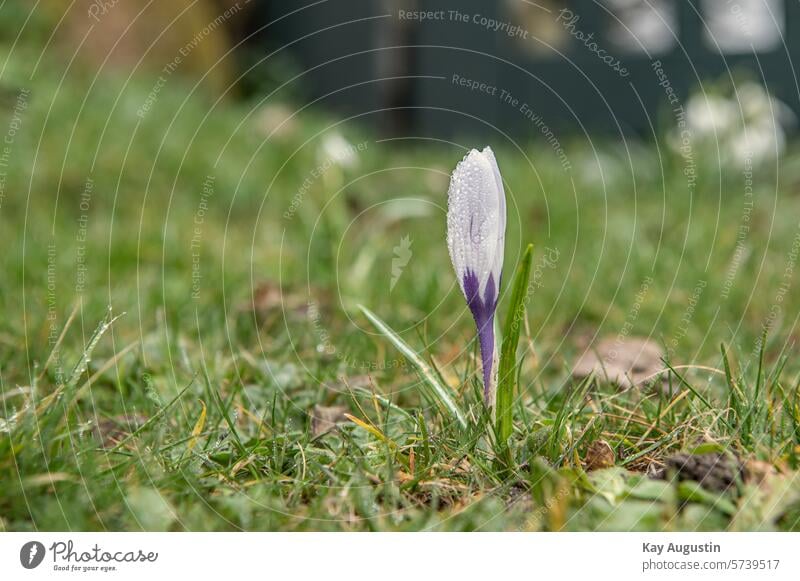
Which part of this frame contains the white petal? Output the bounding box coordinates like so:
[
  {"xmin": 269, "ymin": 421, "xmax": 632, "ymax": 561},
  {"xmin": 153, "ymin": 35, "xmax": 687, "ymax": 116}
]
[
  {"xmin": 446, "ymin": 148, "xmax": 505, "ymax": 301},
  {"xmin": 481, "ymin": 146, "xmax": 506, "ymax": 289}
]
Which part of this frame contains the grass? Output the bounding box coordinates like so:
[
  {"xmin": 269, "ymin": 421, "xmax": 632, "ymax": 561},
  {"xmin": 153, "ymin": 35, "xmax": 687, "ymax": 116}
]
[{"xmin": 2, "ymin": 31, "xmax": 800, "ymax": 531}]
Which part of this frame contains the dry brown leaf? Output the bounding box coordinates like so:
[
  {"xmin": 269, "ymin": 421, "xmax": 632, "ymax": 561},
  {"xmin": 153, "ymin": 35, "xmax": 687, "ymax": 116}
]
[
  {"xmin": 583, "ymin": 439, "xmax": 616, "ymax": 471},
  {"xmin": 572, "ymin": 336, "xmax": 666, "ymax": 390},
  {"xmin": 310, "ymin": 404, "xmax": 349, "ymax": 437}
]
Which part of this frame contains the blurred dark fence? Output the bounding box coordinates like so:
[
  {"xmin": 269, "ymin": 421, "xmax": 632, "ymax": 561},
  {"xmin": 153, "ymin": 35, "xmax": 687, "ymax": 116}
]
[{"xmin": 248, "ymin": 0, "xmax": 800, "ymax": 138}]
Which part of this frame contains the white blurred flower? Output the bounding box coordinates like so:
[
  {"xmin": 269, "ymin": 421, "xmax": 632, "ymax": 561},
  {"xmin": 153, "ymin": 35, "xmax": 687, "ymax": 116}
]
[
  {"xmin": 730, "ymin": 121, "xmax": 785, "ymax": 166},
  {"xmin": 686, "ymin": 93, "xmax": 737, "ymax": 137},
  {"xmin": 320, "ymin": 132, "xmax": 359, "ymax": 169},
  {"xmin": 739, "ymin": 82, "xmax": 775, "ymax": 121},
  {"xmin": 678, "ymin": 82, "xmax": 793, "ymax": 165}
]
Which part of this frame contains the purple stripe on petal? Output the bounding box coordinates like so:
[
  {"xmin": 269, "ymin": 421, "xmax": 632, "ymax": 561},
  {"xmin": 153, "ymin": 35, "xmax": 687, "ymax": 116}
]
[{"xmin": 463, "ymin": 271, "xmax": 498, "ymax": 402}]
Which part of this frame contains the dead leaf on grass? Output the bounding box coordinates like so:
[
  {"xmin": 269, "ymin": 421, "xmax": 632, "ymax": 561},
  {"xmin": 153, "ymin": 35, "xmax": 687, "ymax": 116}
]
[
  {"xmin": 310, "ymin": 404, "xmax": 348, "ymax": 437},
  {"xmin": 572, "ymin": 336, "xmax": 666, "ymax": 390},
  {"xmin": 583, "ymin": 439, "xmax": 616, "ymax": 471}
]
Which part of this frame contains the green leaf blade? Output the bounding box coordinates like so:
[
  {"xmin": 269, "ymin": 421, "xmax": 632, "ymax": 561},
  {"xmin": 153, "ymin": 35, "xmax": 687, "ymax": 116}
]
[
  {"xmin": 496, "ymin": 243, "xmax": 534, "ymax": 446},
  {"xmin": 357, "ymin": 305, "xmax": 467, "ymax": 429}
]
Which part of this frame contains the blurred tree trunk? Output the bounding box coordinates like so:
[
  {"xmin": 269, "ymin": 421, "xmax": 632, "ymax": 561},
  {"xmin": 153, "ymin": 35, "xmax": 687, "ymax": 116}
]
[{"xmin": 49, "ymin": 0, "xmax": 251, "ymax": 97}]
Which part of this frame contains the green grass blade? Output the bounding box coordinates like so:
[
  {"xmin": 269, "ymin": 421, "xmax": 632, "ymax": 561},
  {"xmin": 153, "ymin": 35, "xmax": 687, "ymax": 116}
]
[
  {"xmin": 357, "ymin": 304, "xmax": 466, "ymax": 429},
  {"xmin": 496, "ymin": 243, "xmax": 534, "ymax": 446},
  {"xmin": 108, "ymin": 378, "xmax": 195, "ymax": 453},
  {"xmin": 662, "ymin": 359, "xmax": 733, "ymax": 431},
  {"xmin": 66, "ymin": 307, "xmax": 125, "ymax": 390}
]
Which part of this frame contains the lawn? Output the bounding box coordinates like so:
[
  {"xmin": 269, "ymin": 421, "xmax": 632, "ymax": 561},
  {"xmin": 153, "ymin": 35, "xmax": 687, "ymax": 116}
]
[{"xmin": 1, "ymin": 37, "xmax": 800, "ymax": 532}]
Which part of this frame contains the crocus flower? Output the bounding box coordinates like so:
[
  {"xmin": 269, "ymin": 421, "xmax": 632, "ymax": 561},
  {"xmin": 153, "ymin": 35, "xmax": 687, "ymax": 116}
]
[{"xmin": 446, "ymin": 147, "xmax": 506, "ymax": 405}]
